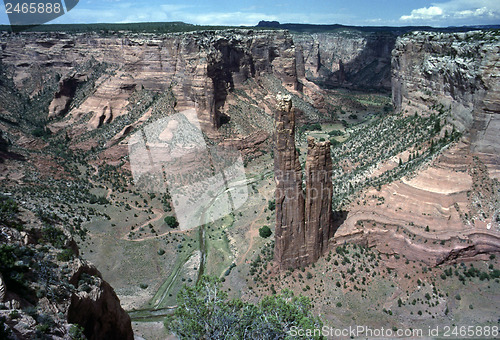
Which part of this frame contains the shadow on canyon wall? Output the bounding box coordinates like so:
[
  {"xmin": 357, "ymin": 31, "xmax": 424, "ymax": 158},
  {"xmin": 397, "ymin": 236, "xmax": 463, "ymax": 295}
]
[{"xmin": 313, "ymin": 33, "xmax": 396, "ymax": 92}]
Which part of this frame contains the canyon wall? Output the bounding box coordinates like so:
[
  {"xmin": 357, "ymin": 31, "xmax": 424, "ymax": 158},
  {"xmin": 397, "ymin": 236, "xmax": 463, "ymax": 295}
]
[
  {"xmin": 293, "ymin": 31, "xmax": 395, "ymax": 91},
  {"xmin": 0, "ymin": 30, "xmax": 297, "ymax": 132},
  {"xmin": 392, "ymin": 30, "xmax": 500, "ymax": 177},
  {"xmin": 331, "ymin": 30, "xmax": 500, "ymax": 267},
  {"xmin": 274, "ymin": 94, "xmax": 334, "ymax": 269}
]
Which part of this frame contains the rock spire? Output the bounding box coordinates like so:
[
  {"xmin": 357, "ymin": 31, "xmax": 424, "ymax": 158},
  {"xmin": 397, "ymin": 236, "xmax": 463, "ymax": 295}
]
[{"xmin": 273, "ymin": 93, "xmax": 334, "ymax": 269}]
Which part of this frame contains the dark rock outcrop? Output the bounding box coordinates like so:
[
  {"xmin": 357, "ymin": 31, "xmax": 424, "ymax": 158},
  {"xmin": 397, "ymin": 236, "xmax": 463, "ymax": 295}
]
[
  {"xmin": 0, "ymin": 130, "xmax": 8, "ymax": 163},
  {"xmin": 274, "ymin": 93, "xmax": 335, "ymax": 269},
  {"xmin": 68, "ymin": 260, "xmax": 134, "ymax": 340}
]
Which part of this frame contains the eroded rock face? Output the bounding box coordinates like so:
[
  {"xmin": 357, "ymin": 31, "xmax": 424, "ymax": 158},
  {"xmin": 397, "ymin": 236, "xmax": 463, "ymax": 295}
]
[
  {"xmin": 0, "ymin": 30, "xmax": 297, "ymax": 133},
  {"xmin": 67, "ymin": 260, "xmax": 134, "ymax": 340},
  {"xmin": 391, "ymin": 30, "xmax": 500, "ymax": 177},
  {"xmin": 274, "ymin": 93, "xmax": 306, "ymax": 269},
  {"xmin": 293, "ymin": 32, "xmax": 395, "ymax": 91},
  {"xmin": 274, "ymin": 94, "xmax": 334, "ymax": 269},
  {"xmin": 305, "ymin": 136, "xmax": 334, "ymax": 263},
  {"xmin": 48, "ymin": 72, "xmax": 88, "ymax": 118}
]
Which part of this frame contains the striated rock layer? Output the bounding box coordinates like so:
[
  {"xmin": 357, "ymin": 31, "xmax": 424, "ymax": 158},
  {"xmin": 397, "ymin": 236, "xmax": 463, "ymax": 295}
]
[
  {"xmin": 333, "ymin": 31, "xmax": 500, "ymax": 266},
  {"xmin": 274, "ymin": 94, "xmax": 335, "ymax": 269},
  {"xmin": 0, "ymin": 30, "xmax": 297, "ymax": 133},
  {"xmin": 392, "ymin": 30, "xmax": 500, "ymax": 178}
]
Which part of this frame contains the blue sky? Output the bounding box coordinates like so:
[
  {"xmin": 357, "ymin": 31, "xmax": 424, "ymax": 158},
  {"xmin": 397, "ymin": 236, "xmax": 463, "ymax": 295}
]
[{"xmin": 1, "ymin": 0, "xmax": 500, "ymax": 26}]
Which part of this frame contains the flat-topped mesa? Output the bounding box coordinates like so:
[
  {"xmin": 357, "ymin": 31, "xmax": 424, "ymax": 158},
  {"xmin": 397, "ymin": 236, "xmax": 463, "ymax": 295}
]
[
  {"xmin": 273, "ymin": 92, "xmax": 306, "ymax": 270},
  {"xmin": 273, "ymin": 93, "xmax": 335, "ymax": 270},
  {"xmin": 305, "ymin": 136, "xmax": 334, "ymax": 263}
]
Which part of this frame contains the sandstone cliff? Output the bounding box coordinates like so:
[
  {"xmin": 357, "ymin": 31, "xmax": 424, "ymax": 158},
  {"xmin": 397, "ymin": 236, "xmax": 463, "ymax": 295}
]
[
  {"xmin": 293, "ymin": 31, "xmax": 395, "ymax": 91},
  {"xmin": 330, "ymin": 30, "xmax": 500, "ymax": 266},
  {"xmin": 392, "ymin": 30, "xmax": 500, "ymax": 178},
  {"xmin": 0, "ymin": 30, "xmax": 297, "ymax": 133},
  {"xmin": 274, "ymin": 94, "xmax": 335, "ymax": 269}
]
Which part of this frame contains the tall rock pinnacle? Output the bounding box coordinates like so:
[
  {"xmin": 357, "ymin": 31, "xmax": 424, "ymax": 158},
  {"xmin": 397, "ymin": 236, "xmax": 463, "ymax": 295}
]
[
  {"xmin": 273, "ymin": 93, "xmax": 334, "ymax": 270},
  {"xmin": 305, "ymin": 136, "xmax": 334, "ymax": 263},
  {"xmin": 274, "ymin": 92, "xmax": 306, "ymax": 269}
]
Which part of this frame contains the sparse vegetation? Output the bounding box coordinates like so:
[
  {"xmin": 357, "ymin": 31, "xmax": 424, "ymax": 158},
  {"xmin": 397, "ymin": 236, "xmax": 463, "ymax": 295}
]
[{"xmin": 166, "ymin": 276, "xmax": 323, "ymax": 339}]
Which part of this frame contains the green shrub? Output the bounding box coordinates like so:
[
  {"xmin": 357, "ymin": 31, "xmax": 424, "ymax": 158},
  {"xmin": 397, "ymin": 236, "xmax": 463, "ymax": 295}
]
[
  {"xmin": 69, "ymin": 324, "xmax": 86, "ymax": 340},
  {"xmin": 0, "ymin": 196, "xmax": 18, "ymax": 225},
  {"xmin": 166, "ymin": 276, "xmax": 322, "ymax": 339},
  {"xmin": 267, "ymin": 200, "xmax": 275, "ymax": 211},
  {"xmin": 0, "ymin": 316, "xmax": 11, "ymax": 338},
  {"xmin": 57, "ymin": 248, "xmax": 74, "ymax": 262},
  {"xmin": 41, "ymin": 225, "xmax": 66, "ymax": 248},
  {"xmin": 259, "ymin": 226, "xmax": 272, "ymax": 238},
  {"xmin": 88, "ymin": 194, "xmax": 109, "ymax": 205},
  {"xmin": 164, "ymin": 216, "xmax": 179, "ymax": 228}
]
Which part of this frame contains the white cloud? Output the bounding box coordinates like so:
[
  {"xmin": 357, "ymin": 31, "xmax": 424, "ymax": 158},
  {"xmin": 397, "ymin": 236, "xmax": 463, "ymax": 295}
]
[
  {"xmin": 401, "ymin": 6, "xmax": 443, "ymax": 21},
  {"xmin": 400, "ymin": 0, "xmax": 500, "ymax": 24},
  {"xmin": 454, "ymin": 7, "xmax": 495, "ymax": 18}
]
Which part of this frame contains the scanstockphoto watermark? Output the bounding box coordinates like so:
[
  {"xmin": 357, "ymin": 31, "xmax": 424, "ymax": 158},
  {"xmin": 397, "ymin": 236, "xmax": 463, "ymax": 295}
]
[
  {"xmin": 289, "ymin": 325, "xmax": 499, "ymax": 338},
  {"xmin": 3, "ymin": 0, "xmax": 79, "ymax": 30},
  {"xmin": 275, "ymin": 169, "xmax": 333, "ymax": 201},
  {"xmin": 289, "ymin": 325, "xmax": 424, "ymax": 338},
  {"xmin": 128, "ymin": 108, "xmax": 249, "ymax": 231}
]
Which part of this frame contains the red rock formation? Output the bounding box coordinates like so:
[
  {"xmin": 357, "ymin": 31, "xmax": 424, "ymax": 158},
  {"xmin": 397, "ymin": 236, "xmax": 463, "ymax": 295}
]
[
  {"xmin": 68, "ymin": 260, "xmax": 134, "ymax": 340},
  {"xmin": 273, "ymin": 93, "xmax": 306, "ymax": 270},
  {"xmin": 304, "ymin": 136, "xmax": 334, "ymax": 263},
  {"xmin": 0, "ymin": 30, "xmax": 297, "ymax": 133},
  {"xmin": 392, "ymin": 30, "xmax": 500, "ymax": 178},
  {"xmin": 293, "ymin": 31, "xmax": 395, "ymax": 91},
  {"xmin": 48, "ymin": 72, "xmax": 88, "ymax": 118},
  {"xmin": 274, "ymin": 93, "xmax": 334, "ymax": 269}
]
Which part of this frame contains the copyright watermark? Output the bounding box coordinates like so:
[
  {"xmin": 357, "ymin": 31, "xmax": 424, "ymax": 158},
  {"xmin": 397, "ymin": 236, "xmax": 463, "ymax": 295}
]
[
  {"xmin": 289, "ymin": 325, "xmax": 499, "ymax": 338},
  {"xmin": 128, "ymin": 108, "xmax": 248, "ymax": 231},
  {"xmin": 289, "ymin": 325, "xmax": 423, "ymax": 338},
  {"xmin": 3, "ymin": 0, "xmax": 79, "ymax": 30}
]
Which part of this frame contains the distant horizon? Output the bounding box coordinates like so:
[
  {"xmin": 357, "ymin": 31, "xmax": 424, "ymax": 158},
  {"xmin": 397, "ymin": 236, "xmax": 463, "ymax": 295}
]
[
  {"xmin": 1, "ymin": 20, "xmax": 499, "ymax": 30},
  {"xmin": 1, "ymin": 0, "xmax": 500, "ymax": 28}
]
